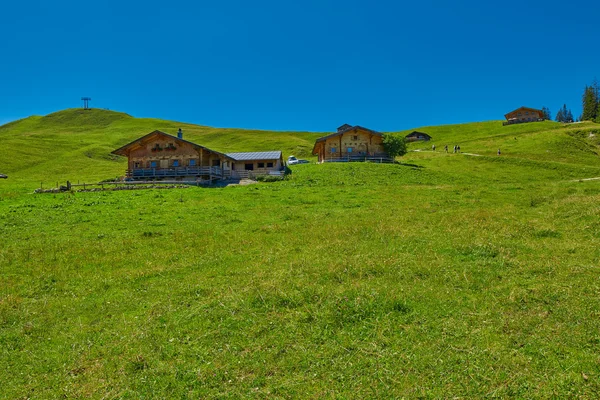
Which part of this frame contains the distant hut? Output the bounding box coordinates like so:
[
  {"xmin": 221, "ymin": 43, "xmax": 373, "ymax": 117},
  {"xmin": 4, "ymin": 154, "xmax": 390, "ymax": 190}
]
[
  {"xmin": 503, "ymin": 106, "xmax": 544, "ymax": 125},
  {"xmin": 0, "ymin": 174, "xmax": 7, "ymax": 179},
  {"xmin": 405, "ymin": 131, "xmax": 432, "ymax": 142}
]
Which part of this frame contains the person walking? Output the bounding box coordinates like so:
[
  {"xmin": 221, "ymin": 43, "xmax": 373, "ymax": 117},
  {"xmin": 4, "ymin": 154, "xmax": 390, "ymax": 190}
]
[
  {"xmin": 432, "ymin": 144, "xmax": 436, "ymax": 151},
  {"xmin": 497, "ymin": 148, "xmax": 501, "ymax": 155},
  {"xmin": 444, "ymin": 145, "xmax": 448, "ymax": 153},
  {"xmin": 457, "ymin": 145, "xmax": 461, "ymax": 153},
  {"xmin": 453, "ymin": 145, "xmax": 457, "ymax": 153}
]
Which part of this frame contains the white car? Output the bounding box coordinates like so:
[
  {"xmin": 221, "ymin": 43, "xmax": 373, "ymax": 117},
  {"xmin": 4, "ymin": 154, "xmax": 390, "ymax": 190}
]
[{"xmin": 288, "ymin": 156, "xmax": 309, "ymax": 165}]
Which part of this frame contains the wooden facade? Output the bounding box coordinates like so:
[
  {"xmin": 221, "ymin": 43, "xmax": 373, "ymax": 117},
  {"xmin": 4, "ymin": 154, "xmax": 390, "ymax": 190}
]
[
  {"xmin": 504, "ymin": 107, "xmax": 544, "ymax": 125},
  {"xmin": 312, "ymin": 125, "xmax": 391, "ymax": 163},
  {"xmin": 112, "ymin": 130, "xmax": 283, "ymax": 180}
]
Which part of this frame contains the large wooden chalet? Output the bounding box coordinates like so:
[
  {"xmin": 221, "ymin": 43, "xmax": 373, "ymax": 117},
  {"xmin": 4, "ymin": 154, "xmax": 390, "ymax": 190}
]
[
  {"xmin": 312, "ymin": 124, "xmax": 392, "ymax": 163},
  {"xmin": 111, "ymin": 129, "xmax": 284, "ymax": 180},
  {"xmin": 504, "ymin": 107, "xmax": 544, "ymax": 125}
]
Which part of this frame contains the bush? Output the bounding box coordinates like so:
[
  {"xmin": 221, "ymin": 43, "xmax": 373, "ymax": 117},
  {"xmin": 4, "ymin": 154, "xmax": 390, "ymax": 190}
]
[
  {"xmin": 383, "ymin": 134, "xmax": 407, "ymax": 159},
  {"xmin": 256, "ymin": 174, "xmax": 283, "ymax": 182}
]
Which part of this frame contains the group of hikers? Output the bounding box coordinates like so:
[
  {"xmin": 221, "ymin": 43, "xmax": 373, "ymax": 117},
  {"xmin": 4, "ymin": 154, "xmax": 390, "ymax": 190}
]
[
  {"xmin": 431, "ymin": 144, "xmax": 502, "ymax": 155},
  {"xmin": 431, "ymin": 144, "xmax": 461, "ymax": 153}
]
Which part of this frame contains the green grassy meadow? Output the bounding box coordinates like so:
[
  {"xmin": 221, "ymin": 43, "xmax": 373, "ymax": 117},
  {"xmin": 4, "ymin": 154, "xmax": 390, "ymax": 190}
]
[{"xmin": 2, "ymin": 109, "xmax": 600, "ymax": 398}]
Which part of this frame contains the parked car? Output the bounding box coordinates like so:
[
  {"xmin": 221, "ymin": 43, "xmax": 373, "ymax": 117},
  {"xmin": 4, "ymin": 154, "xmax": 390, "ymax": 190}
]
[{"xmin": 288, "ymin": 156, "xmax": 309, "ymax": 165}]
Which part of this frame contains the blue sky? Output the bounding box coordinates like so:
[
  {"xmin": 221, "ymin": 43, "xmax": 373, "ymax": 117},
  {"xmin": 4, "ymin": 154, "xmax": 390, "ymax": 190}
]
[{"xmin": 1, "ymin": 0, "xmax": 598, "ymax": 132}]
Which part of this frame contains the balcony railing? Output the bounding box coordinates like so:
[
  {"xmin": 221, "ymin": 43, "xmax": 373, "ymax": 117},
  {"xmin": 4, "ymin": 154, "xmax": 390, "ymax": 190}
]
[
  {"xmin": 126, "ymin": 166, "xmax": 222, "ymax": 179},
  {"xmin": 502, "ymin": 118, "xmax": 545, "ymax": 126},
  {"xmin": 322, "ymin": 152, "xmax": 394, "ymax": 163}
]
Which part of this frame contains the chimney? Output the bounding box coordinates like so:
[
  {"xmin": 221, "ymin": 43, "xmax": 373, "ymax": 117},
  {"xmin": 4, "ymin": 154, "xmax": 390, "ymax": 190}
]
[{"xmin": 177, "ymin": 128, "xmax": 183, "ymax": 139}]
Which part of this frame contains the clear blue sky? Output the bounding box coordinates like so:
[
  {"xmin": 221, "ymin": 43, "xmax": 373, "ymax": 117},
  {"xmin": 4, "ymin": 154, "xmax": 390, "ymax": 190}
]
[{"xmin": 1, "ymin": 0, "xmax": 598, "ymax": 132}]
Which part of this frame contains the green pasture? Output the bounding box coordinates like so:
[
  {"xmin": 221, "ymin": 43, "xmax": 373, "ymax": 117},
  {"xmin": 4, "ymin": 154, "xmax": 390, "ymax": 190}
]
[{"xmin": 1, "ymin": 110, "xmax": 600, "ymax": 398}]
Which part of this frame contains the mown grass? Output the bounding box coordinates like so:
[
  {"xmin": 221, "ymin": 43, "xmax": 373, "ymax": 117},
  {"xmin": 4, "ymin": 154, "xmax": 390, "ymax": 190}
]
[{"xmin": 1, "ymin": 110, "xmax": 600, "ymax": 398}]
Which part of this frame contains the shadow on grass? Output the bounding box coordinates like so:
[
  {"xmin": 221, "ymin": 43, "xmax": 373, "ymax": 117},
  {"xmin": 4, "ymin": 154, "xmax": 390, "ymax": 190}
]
[{"xmin": 396, "ymin": 162, "xmax": 424, "ymax": 169}]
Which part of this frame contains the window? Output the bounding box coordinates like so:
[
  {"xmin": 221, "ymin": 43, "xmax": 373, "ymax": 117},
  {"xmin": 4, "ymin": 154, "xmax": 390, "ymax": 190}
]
[
  {"xmin": 258, "ymin": 162, "xmax": 265, "ymax": 168},
  {"xmin": 331, "ymin": 147, "xmax": 337, "ymax": 153},
  {"xmin": 267, "ymin": 162, "xmax": 273, "ymax": 168},
  {"xmin": 245, "ymin": 163, "xmax": 254, "ymax": 170},
  {"xmin": 526, "ymin": 111, "xmax": 529, "ymax": 115},
  {"xmin": 347, "ymin": 147, "xmax": 353, "ymax": 153},
  {"xmin": 134, "ymin": 162, "xmax": 140, "ymax": 168},
  {"xmin": 353, "ymin": 135, "xmax": 358, "ymax": 141},
  {"xmin": 189, "ymin": 159, "xmax": 196, "ymax": 166},
  {"xmin": 172, "ymin": 160, "xmax": 180, "ymax": 167},
  {"xmin": 150, "ymin": 161, "xmax": 157, "ymax": 168},
  {"xmin": 517, "ymin": 112, "xmax": 522, "ymax": 116},
  {"xmin": 212, "ymin": 159, "xmax": 220, "ymax": 167}
]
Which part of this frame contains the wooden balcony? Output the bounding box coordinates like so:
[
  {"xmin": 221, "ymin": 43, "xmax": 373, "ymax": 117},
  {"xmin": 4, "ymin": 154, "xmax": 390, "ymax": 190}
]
[
  {"xmin": 502, "ymin": 118, "xmax": 545, "ymax": 126},
  {"xmin": 126, "ymin": 166, "xmax": 222, "ymax": 179},
  {"xmin": 322, "ymin": 152, "xmax": 394, "ymax": 163}
]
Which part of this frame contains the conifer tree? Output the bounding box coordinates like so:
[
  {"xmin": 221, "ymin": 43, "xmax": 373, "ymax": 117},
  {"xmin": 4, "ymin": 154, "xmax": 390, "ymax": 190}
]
[
  {"xmin": 582, "ymin": 85, "xmax": 597, "ymax": 121},
  {"xmin": 541, "ymin": 106, "xmax": 552, "ymax": 120},
  {"xmin": 555, "ymin": 107, "xmax": 564, "ymax": 122},
  {"xmin": 566, "ymin": 108, "xmax": 574, "ymax": 123},
  {"xmin": 555, "ymin": 104, "xmax": 573, "ymax": 123},
  {"xmin": 594, "ymin": 79, "xmax": 600, "ymax": 121}
]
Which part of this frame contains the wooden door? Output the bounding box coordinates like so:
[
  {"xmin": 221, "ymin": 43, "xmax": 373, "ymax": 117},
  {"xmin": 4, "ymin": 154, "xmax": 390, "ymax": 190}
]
[{"xmin": 160, "ymin": 159, "xmax": 169, "ymax": 169}]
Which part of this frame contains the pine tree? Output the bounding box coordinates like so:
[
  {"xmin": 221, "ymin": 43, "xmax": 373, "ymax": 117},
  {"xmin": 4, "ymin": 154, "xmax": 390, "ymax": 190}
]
[
  {"xmin": 555, "ymin": 104, "xmax": 573, "ymax": 123},
  {"xmin": 594, "ymin": 79, "xmax": 600, "ymax": 121},
  {"xmin": 555, "ymin": 107, "xmax": 565, "ymax": 122},
  {"xmin": 582, "ymin": 85, "xmax": 597, "ymax": 121},
  {"xmin": 592, "ymin": 78, "xmax": 600, "ymax": 102},
  {"xmin": 541, "ymin": 106, "xmax": 552, "ymax": 120},
  {"xmin": 566, "ymin": 108, "xmax": 574, "ymax": 123}
]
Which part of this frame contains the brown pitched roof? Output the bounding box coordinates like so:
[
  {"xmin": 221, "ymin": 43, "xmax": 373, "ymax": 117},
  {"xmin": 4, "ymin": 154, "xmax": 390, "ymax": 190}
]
[
  {"xmin": 314, "ymin": 125, "xmax": 383, "ymax": 143},
  {"xmin": 504, "ymin": 106, "xmax": 543, "ymax": 119},
  {"xmin": 111, "ymin": 130, "xmax": 234, "ymax": 160},
  {"xmin": 405, "ymin": 131, "xmax": 431, "ymax": 138}
]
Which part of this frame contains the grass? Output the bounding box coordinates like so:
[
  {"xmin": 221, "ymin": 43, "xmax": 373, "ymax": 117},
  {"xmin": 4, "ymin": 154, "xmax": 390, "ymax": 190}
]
[{"xmin": 1, "ymin": 109, "xmax": 600, "ymax": 397}]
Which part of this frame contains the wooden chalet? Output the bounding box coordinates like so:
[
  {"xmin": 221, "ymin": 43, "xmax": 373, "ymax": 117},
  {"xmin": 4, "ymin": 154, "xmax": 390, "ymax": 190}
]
[
  {"xmin": 312, "ymin": 124, "xmax": 392, "ymax": 163},
  {"xmin": 504, "ymin": 107, "xmax": 544, "ymax": 125},
  {"xmin": 405, "ymin": 131, "xmax": 431, "ymax": 142},
  {"xmin": 111, "ymin": 129, "xmax": 284, "ymax": 180}
]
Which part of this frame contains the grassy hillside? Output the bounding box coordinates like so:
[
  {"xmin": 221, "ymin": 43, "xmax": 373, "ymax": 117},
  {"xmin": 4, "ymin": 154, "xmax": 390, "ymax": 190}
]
[
  {"xmin": 1, "ymin": 109, "xmax": 600, "ymax": 192},
  {"xmin": 0, "ymin": 109, "xmax": 323, "ymax": 190},
  {"xmin": 2, "ymin": 110, "xmax": 600, "ymax": 398}
]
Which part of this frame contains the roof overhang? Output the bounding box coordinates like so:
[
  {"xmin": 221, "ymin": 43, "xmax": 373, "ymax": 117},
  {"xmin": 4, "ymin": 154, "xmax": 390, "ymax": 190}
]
[
  {"xmin": 111, "ymin": 130, "xmax": 235, "ymax": 160},
  {"xmin": 312, "ymin": 126, "xmax": 383, "ymax": 154},
  {"xmin": 504, "ymin": 106, "xmax": 543, "ymax": 119}
]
